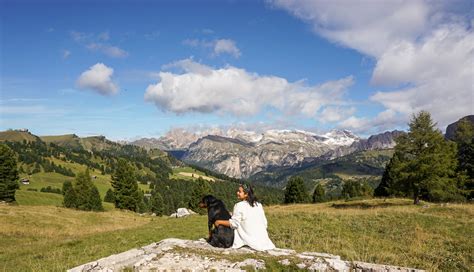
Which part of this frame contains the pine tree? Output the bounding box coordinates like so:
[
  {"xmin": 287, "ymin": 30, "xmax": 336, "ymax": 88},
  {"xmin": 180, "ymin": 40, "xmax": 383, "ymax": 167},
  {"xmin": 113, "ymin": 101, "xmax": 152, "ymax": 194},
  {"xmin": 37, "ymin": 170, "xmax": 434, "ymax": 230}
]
[
  {"xmin": 341, "ymin": 180, "xmax": 373, "ymax": 199},
  {"xmin": 88, "ymin": 186, "xmax": 103, "ymax": 211},
  {"xmin": 111, "ymin": 159, "xmax": 141, "ymax": 212},
  {"xmin": 70, "ymin": 169, "xmax": 103, "ymax": 211},
  {"xmin": 284, "ymin": 176, "xmax": 308, "ymax": 204},
  {"xmin": 62, "ymin": 181, "xmax": 77, "ymax": 208},
  {"xmin": 312, "ymin": 183, "xmax": 326, "ymax": 203},
  {"xmin": 104, "ymin": 188, "xmax": 115, "ymax": 203},
  {"xmin": 62, "ymin": 180, "xmax": 73, "ymax": 195},
  {"xmin": 151, "ymin": 191, "xmax": 164, "ymax": 216},
  {"xmin": 188, "ymin": 177, "xmax": 212, "ymax": 214},
  {"xmin": 0, "ymin": 144, "xmax": 19, "ymax": 202},
  {"xmin": 75, "ymin": 168, "xmax": 94, "ymax": 210},
  {"xmin": 137, "ymin": 190, "xmax": 148, "ymax": 213},
  {"xmin": 374, "ymin": 160, "xmax": 391, "ymax": 197},
  {"xmin": 389, "ymin": 111, "xmax": 459, "ymax": 204},
  {"xmin": 453, "ymin": 118, "xmax": 474, "ymax": 199},
  {"xmin": 32, "ymin": 163, "xmax": 41, "ymax": 174}
]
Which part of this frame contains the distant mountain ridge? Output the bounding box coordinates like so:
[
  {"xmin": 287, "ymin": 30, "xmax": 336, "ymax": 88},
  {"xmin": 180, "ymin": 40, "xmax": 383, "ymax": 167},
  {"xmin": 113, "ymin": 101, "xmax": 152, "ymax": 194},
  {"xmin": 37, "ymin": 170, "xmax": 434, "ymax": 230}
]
[
  {"xmin": 181, "ymin": 129, "xmax": 400, "ymax": 179},
  {"xmin": 445, "ymin": 115, "xmax": 474, "ymax": 140},
  {"xmin": 322, "ymin": 130, "xmax": 405, "ymax": 160},
  {"xmin": 128, "ymin": 128, "xmax": 403, "ymax": 179},
  {"xmin": 0, "ymin": 129, "xmax": 123, "ymax": 152},
  {"xmin": 0, "ymin": 129, "xmax": 173, "ymax": 185}
]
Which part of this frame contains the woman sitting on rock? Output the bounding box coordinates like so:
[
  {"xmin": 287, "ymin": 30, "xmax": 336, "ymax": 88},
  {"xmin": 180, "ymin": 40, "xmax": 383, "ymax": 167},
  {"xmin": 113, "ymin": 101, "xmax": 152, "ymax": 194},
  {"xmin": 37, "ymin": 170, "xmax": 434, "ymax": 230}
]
[{"xmin": 214, "ymin": 184, "xmax": 275, "ymax": 251}]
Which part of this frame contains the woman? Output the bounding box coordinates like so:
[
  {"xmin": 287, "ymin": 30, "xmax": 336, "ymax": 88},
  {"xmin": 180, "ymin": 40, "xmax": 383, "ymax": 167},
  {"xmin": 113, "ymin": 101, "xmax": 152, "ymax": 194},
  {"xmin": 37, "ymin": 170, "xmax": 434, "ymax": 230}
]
[{"xmin": 214, "ymin": 184, "xmax": 275, "ymax": 251}]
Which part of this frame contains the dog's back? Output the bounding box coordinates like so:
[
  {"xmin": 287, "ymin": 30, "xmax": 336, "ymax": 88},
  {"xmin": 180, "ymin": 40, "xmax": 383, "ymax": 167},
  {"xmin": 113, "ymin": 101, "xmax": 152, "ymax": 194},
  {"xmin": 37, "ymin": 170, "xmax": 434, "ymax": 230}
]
[
  {"xmin": 208, "ymin": 199, "xmax": 231, "ymax": 223},
  {"xmin": 200, "ymin": 195, "xmax": 234, "ymax": 248}
]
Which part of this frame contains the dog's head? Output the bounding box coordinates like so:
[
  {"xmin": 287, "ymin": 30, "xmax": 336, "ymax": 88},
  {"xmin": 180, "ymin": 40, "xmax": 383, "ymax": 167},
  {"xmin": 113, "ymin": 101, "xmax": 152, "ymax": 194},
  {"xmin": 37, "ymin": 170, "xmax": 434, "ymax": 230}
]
[{"xmin": 199, "ymin": 195, "xmax": 218, "ymax": 208}]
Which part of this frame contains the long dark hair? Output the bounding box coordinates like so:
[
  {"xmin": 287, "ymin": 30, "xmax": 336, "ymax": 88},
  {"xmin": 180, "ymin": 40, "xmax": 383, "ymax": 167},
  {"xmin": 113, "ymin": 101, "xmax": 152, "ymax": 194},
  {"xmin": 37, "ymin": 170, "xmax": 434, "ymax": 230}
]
[{"xmin": 241, "ymin": 183, "xmax": 258, "ymax": 207}]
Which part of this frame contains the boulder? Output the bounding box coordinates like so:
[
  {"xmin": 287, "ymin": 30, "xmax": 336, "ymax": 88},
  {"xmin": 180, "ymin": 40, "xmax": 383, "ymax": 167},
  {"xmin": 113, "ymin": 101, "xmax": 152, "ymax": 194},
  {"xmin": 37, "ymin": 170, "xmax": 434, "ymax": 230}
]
[
  {"xmin": 68, "ymin": 238, "xmax": 425, "ymax": 272},
  {"xmin": 169, "ymin": 208, "xmax": 196, "ymax": 218}
]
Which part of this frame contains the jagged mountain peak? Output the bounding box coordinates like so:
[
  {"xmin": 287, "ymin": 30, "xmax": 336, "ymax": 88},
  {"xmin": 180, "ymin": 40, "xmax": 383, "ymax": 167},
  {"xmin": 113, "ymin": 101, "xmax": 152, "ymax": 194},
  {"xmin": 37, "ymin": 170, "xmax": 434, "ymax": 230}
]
[
  {"xmin": 181, "ymin": 129, "xmax": 401, "ymax": 179},
  {"xmin": 321, "ymin": 129, "xmax": 360, "ymax": 146},
  {"xmin": 130, "ymin": 128, "xmax": 361, "ymax": 150}
]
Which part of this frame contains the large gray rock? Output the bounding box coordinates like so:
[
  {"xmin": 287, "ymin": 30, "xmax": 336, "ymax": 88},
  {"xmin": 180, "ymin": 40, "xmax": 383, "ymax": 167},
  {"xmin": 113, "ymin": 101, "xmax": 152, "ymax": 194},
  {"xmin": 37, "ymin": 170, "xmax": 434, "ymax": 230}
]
[
  {"xmin": 169, "ymin": 208, "xmax": 196, "ymax": 218},
  {"xmin": 68, "ymin": 238, "xmax": 425, "ymax": 272},
  {"xmin": 445, "ymin": 115, "xmax": 474, "ymax": 141}
]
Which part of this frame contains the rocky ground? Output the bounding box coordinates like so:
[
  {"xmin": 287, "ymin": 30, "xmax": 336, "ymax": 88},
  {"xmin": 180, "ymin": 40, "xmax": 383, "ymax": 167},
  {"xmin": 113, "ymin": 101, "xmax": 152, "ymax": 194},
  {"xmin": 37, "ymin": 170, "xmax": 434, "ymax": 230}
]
[{"xmin": 68, "ymin": 238, "xmax": 424, "ymax": 272}]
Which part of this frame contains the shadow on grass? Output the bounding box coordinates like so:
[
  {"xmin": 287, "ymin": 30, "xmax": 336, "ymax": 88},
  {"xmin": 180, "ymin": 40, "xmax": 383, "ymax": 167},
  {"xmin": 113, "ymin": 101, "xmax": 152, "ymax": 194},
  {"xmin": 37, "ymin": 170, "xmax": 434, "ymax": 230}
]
[{"xmin": 330, "ymin": 201, "xmax": 412, "ymax": 209}]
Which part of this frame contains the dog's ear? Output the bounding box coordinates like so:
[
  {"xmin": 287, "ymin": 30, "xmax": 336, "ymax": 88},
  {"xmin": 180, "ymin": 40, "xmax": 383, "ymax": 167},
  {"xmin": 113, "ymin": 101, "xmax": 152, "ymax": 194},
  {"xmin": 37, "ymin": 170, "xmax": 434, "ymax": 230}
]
[
  {"xmin": 198, "ymin": 196, "xmax": 206, "ymax": 208},
  {"xmin": 200, "ymin": 195, "xmax": 213, "ymax": 206},
  {"xmin": 207, "ymin": 195, "xmax": 219, "ymax": 206}
]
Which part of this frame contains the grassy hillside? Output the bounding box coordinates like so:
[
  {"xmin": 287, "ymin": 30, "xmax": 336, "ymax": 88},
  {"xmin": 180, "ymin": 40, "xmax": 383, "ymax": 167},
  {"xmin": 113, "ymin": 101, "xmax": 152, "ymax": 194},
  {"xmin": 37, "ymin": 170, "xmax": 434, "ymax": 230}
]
[
  {"xmin": 2, "ymin": 130, "xmax": 172, "ymax": 197},
  {"xmin": 170, "ymin": 166, "xmax": 215, "ymax": 181},
  {"xmin": 15, "ymin": 190, "xmax": 64, "ymax": 206},
  {"xmin": 18, "ymin": 171, "xmax": 150, "ymax": 200},
  {"xmin": 0, "ymin": 199, "xmax": 472, "ymax": 271},
  {"xmin": 0, "ymin": 130, "xmax": 41, "ymax": 142},
  {"xmin": 250, "ymin": 149, "xmax": 394, "ymax": 197},
  {"xmin": 2, "ymin": 130, "xmax": 282, "ymax": 216},
  {"xmin": 40, "ymin": 134, "xmax": 83, "ymax": 149},
  {"xmin": 266, "ymin": 199, "xmax": 473, "ymax": 271}
]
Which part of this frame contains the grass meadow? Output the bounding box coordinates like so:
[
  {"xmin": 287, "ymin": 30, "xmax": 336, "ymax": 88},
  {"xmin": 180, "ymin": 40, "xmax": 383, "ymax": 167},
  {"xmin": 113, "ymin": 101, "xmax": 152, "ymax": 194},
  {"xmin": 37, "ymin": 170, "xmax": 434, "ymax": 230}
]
[
  {"xmin": 1, "ymin": 195, "xmax": 472, "ymax": 272},
  {"xmin": 19, "ymin": 169, "xmax": 150, "ymax": 199}
]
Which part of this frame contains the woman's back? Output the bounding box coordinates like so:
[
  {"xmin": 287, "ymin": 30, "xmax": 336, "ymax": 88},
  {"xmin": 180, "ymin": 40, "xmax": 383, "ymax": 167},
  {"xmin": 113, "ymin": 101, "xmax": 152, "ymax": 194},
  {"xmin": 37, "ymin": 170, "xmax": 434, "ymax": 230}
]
[{"xmin": 230, "ymin": 201, "xmax": 275, "ymax": 251}]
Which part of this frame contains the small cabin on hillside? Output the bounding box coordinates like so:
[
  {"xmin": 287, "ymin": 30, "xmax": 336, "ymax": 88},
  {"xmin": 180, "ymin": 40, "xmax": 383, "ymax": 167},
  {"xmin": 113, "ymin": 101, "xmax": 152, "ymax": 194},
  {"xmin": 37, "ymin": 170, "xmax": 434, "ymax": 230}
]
[{"xmin": 21, "ymin": 178, "xmax": 30, "ymax": 185}]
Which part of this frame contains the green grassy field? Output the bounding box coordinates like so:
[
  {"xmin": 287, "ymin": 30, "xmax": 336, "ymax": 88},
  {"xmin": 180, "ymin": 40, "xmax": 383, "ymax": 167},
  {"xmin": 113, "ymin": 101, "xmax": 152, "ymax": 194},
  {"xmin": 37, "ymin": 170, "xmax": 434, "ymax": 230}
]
[
  {"xmin": 266, "ymin": 199, "xmax": 473, "ymax": 271},
  {"xmin": 1, "ymin": 197, "xmax": 472, "ymax": 271},
  {"xmin": 15, "ymin": 190, "xmax": 64, "ymax": 206},
  {"xmin": 19, "ymin": 169, "xmax": 150, "ymax": 199},
  {"xmin": 15, "ymin": 190, "xmax": 115, "ymax": 210},
  {"xmin": 170, "ymin": 166, "xmax": 212, "ymax": 181}
]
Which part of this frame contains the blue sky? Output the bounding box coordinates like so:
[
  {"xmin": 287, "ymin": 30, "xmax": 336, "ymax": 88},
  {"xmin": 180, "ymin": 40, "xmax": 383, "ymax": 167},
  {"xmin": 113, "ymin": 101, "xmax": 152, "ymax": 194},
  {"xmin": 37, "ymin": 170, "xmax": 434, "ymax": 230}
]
[{"xmin": 1, "ymin": 0, "xmax": 472, "ymax": 140}]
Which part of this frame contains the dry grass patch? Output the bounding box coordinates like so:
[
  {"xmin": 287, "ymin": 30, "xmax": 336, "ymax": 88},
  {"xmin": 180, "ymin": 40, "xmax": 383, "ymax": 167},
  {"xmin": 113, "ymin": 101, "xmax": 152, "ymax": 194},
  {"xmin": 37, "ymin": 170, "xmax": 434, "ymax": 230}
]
[
  {"xmin": 265, "ymin": 199, "xmax": 474, "ymax": 271},
  {"xmin": 0, "ymin": 205, "xmax": 149, "ymax": 239},
  {"xmin": 1, "ymin": 198, "xmax": 472, "ymax": 271},
  {"xmin": 0, "ymin": 203, "xmax": 207, "ymax": 272}
]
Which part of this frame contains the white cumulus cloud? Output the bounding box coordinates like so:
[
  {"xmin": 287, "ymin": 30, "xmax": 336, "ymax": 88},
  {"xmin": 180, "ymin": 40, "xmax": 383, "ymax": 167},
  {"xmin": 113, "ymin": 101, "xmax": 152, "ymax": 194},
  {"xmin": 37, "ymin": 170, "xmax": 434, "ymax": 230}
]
[
  {"xmin": 144, "ymin": 59, "xmax": 353, "ymax": 117},
  {"xmin": 62, "ymin": 49, "xmax": 71, "ymax": 59},
  {"xmin": 213, "ymin": 39, "xmax": 241, "ymax": 58},
  {"xmin": 70, "ymin": 30, "xmax": 128, "ymax": 58},
  {"xmin": 183, "ymin": 38, "xmax": 241, "ymax": 58},
  {"xmin": 76, "ymin": 63, "xmax": 119, "ymax": 96},
  {"xmin": 86, "ymin": 43, "xmax": 128, "ymax": 58},
  {"xmin": 319, "ymin": 106, "xmax": 356, "ymax": 123},
  {"xmin": 270, "ymin": 0, "xmax": 474, "ymax": 130}
]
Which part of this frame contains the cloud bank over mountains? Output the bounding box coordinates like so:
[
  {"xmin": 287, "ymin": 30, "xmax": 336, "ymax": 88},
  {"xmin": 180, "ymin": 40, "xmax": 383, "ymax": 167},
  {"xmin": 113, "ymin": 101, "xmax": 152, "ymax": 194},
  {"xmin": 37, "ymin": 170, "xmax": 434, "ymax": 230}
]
[
  {"xmin": 144, "ymin": 58, "xmax": 354, "ymax": 122},
  {"xmin": 65, "ymin": 1, "xmax": 471, "ymax": 138},
  {"xmin": 269, "ymin": 0, "xmax": 473, "ymax": 130}
]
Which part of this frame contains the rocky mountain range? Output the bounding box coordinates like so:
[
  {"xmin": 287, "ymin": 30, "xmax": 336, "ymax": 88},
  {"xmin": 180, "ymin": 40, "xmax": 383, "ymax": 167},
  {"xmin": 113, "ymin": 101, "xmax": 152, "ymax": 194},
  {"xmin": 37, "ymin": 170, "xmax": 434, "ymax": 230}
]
[
  {"xmin": 183, "ymin": 130, "xmax": 402, "ymax": 179},
  {"xmin": 321, "ymin": 130, "xmax": 405, "ymax": 160},
  {"xmin": 131, "ymin": 128, "xmax": 401, "ymax": 179},
  {"xmin": 127, "ymin": 115, "xmax": 474, "ymax": 180}
]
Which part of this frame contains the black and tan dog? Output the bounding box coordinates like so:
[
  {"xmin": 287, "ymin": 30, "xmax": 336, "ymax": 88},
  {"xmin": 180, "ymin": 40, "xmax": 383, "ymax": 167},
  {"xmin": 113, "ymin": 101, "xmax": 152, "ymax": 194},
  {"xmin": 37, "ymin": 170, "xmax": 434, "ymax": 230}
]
[{"xmin": 199, "ymin": 195, "xmax": 234, "ymax": 248}]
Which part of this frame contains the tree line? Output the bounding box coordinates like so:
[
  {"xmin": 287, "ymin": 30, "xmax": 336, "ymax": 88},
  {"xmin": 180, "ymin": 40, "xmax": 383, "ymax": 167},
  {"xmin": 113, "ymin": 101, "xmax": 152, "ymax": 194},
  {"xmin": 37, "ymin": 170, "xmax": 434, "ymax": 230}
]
[
  {"xmin": 375, "ymin": 112, "xmax": 473, "ymax": 203},
  {"xmin": 104, "ymin": 158, "xmax": 284, "ymax": 215},
  {"xmin": 4, "ymin": 111, "xmax": 471, "ymax": 207},
  {"xmin": 284, "ymin": 112, "xmax": 474, "ymax": 204}
]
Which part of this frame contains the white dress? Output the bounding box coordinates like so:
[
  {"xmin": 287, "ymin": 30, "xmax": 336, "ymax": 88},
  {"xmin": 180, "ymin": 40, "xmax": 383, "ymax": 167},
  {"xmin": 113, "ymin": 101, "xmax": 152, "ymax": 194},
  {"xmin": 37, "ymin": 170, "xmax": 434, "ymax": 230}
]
[{"xmin": 228, "ymin": 201, "xmax": 275, "ymax": 251}]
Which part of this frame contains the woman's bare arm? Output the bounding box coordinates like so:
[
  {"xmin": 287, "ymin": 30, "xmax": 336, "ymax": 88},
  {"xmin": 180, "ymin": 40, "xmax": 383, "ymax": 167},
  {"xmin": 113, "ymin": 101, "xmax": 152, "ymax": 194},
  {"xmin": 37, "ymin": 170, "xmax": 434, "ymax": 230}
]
[{"xmin": 214, "ymin": 220, "xmax": 231, "ymax": 227}]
